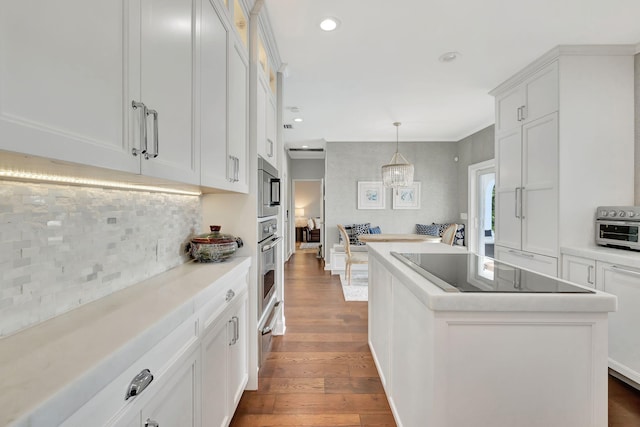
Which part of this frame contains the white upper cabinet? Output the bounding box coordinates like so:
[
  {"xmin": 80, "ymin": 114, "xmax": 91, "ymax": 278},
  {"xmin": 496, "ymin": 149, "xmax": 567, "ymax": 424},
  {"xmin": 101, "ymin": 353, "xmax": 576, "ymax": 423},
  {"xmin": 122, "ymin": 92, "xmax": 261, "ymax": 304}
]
[
  {"xmin": 199, "ymin": 0, "xmax": 230, "ymax": 190},
  {"xmin": 200, "ymin": 0, "xmax": 248, "ymax": 192},
  {"xmin": 0, "ymin": 0, "xmax": 139, "ymax": 173},
  {"xmin": 227, "ymin": 40, "xmax": 249, "ymax": 190},
  {"xmin": 255, "ymin": 34, "xmax": 278, "ymax": 168},
  {"xmin": 495, "ymin": 62, "xmax": 558, "ymax": 133},
  {"xmin": 0, "ymin": 0, "xmax": 199, "ymax": 185},
  {"xmin": 133, "ymin": 0, "xmax": 199, "ymax": 184}
]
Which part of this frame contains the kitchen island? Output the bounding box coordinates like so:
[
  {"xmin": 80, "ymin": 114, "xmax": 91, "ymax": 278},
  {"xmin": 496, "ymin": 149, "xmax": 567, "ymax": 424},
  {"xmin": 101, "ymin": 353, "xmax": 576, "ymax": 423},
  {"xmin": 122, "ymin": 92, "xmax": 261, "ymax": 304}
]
[{"xmin": 367, "ymin": 242, "xmax": 616, "ymax": 427}]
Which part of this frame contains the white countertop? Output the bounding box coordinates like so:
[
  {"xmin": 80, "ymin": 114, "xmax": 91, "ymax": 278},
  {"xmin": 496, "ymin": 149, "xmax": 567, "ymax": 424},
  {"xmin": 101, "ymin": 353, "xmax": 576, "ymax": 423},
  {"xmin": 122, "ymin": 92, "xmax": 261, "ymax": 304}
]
[
  {"xmin": 0, "ymin": 257, "xmax": 251, "ymax": 427},
  {"xmin": 561, "ymin": 245, "xmax": 640, "ymax": 268},
  {"xmin": 367, "ymin": 243, "xmax": 616, "ymax": 313}
]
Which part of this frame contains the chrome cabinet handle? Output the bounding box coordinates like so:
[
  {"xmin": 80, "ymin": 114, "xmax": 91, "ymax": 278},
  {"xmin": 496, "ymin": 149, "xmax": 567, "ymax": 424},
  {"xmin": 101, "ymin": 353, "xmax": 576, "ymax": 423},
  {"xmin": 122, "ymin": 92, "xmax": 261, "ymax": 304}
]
[
  {"xmin": 144, "ymin": 109, "xmax": 159, "ymax": 159},
  {"xmin": 516, "ymin": 106, "xmax": 521, "ymax": 122},
  {"xmin": 520, "ymin": 187, "xmax": 525, "ymax": 219},
  {"xmin": 234, "ymin": 157, "xmax": 239, "ymax": 182},
  {"xmin": 125, "ymin": 369, "xmax": 153, "ymax": 400},
  {"xmin": 227, "ymin": 155, "xmax": 234, "ymax": 182},
  {"xmin": 508, "ymin": 249, "xmax": 535, "ymax": 259},
  {"xmin": 233, "ymin": 315, "xmax": 239, "ymax": 343},
  {"xmin": 587, "ymin": 265, "xmax": 594, "ymax": 284},
  {"xmin": 228, "ymin": 318, "xmax": 236, "ymax": 345},
  {"xmin": 132, "ymin": 101, "xmax": 148, "ymax": 156},
  {"xmin": 225, "ymin": 289, "xmax": 235, "ymax": 302},
  {"xmin": 267, "ymin": 139, "xmax": 274, "ymax": 157},
  {"xmin": 515, "ymin": 187, "xmax": 521, "ymax": 219},
  {"xmin": 145, "ymin": 419, "xmax": 159, "ymax": 427}
]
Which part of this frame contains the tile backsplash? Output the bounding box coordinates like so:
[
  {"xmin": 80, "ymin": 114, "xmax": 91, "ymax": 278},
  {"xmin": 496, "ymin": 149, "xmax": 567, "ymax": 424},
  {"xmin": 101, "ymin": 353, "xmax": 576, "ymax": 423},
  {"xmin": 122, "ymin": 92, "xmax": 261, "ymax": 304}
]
[{"xmin": 0, "ymin": 181, "xmax": 202, "ymax": 337}]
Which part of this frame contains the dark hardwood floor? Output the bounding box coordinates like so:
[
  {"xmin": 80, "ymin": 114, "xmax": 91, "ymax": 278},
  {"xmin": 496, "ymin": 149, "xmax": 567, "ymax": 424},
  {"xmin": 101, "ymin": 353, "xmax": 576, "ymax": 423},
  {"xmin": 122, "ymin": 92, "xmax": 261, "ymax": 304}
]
[{"xmin": 231, "ymin": 252, "xmax": 640, "ymax": 427}]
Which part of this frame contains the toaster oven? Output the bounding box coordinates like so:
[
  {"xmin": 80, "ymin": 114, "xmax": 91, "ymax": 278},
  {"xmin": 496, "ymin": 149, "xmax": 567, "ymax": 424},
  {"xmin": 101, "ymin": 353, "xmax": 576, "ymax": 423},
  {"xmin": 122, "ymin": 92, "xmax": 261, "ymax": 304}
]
[{"xmin": 596, "ymin": 206, "xmax": 640, "ymax": 251}]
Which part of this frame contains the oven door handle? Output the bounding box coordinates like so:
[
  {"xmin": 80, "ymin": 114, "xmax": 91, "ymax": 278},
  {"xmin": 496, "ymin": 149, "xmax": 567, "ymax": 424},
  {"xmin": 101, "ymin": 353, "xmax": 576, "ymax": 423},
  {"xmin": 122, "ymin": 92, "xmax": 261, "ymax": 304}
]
[
  {"xmin": 261, "ymin": 301, "xmax": 280, "ymax": 335},
  {"xmin": 261, "ymin": 236, "xmax": 283, "ymax": 252}
]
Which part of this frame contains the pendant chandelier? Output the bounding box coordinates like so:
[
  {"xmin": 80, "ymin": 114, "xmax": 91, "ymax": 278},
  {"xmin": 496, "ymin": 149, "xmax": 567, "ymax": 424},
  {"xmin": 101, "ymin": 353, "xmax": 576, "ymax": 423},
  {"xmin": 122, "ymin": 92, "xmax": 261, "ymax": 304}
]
[{"xmin": 382, "ymin": 122, "xmax": 414, "ymax": 188}]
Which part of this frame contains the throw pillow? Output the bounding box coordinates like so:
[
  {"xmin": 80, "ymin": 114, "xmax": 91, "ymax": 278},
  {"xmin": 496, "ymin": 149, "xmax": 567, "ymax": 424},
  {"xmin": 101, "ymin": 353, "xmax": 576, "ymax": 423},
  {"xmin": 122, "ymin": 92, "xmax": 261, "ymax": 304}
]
[
  {"xmin": 342, "ymin": 223, "xmax": 370, "ymax": 245},
  {"xmin": 416, "ymin": 223, "xmax": 440, "ymax": 236},
  {"xmin": 369, "ymin": 226, "xmax": 381, "ymax": 234},
  {"xmin": 453, "ymin": 224, "xmax": 465, "ymax": 246},
  {"xmin": 307, "ymin": 218, "xmax": 315, "ymax": 230}
]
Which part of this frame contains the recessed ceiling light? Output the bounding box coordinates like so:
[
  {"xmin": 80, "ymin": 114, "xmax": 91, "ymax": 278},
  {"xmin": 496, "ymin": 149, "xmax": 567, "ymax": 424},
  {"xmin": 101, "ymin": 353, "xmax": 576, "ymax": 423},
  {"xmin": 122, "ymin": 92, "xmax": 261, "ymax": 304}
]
[
  {"xmin": 302, "ymin": 145, "xmax": 309, "ymax": 148},
  {"xmin": 293, "ymin": 117, "xmax": 303, "ymax": 123},
  {"xmin": 320, "ymin": 17, "xmax": 339, "ymax": 32},
  {"xmin": 438, "ymin": 51, "xmax": 460, "ymax": 63}
]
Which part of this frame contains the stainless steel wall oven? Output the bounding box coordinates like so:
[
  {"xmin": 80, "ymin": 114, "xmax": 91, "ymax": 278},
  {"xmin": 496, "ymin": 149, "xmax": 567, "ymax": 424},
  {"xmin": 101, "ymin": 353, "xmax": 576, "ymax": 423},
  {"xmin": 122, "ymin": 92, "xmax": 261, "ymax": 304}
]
[{"xmin": 257, "ymin": 218, "xmax": 282, "ymax": 365}]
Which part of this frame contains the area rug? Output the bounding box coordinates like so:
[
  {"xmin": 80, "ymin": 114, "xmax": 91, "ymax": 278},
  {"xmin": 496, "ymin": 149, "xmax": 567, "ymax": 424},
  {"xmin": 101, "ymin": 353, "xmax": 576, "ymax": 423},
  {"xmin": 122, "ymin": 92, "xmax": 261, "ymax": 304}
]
[
  {"xmin": 339, "ymin": 273, "xmax": 368, "ymax": 301},
  {"xmin": 299, "ymin": 242, "xmax": 321, "ymax": 249}
]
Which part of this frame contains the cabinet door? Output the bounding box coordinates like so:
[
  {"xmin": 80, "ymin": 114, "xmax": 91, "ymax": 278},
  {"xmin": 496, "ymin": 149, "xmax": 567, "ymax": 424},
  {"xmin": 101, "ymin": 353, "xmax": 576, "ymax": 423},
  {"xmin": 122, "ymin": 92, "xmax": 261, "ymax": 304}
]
[
  {"xmin": 266, "ymin": 96, "xmax": 277, "ymax": 165},
  {"xmin": 0, "ymin": 0, "xmax": 139, "ymax": 173},
  {"xmin": 137, "ymin": 0, "xmax": 199, "ymax": 184},
  {"xmin": 228, "ymin": 41, "xmax": 248, "ymax": 191},
  {"xmin": 495, "ymin": 86, "xmax": 524, "ymax": 133},
  {"xmin": 141, "ymin": 350, "xmax": 199, "ymax": 427},
  {"xmin": 200, "ymin": 0, "xmax": 231, "ymax": 190},
  {"xmin": 521, "ymin": 113, "xmax": 558, "ymax": 257},
  {"xmin": 256, "ymin": 77, "xmax": 268, "ymax": 161},
  {"xmin": 201, "ymin": 315, "xmax": 230, "ymax": 427},
  {"xmin": 495, "ymin": 128, "xmax": 522, "ymax": 250},
  {"xmin": 599, "ymin": 262, "xmax": 640, "ymax": 384},
  {"xmin": 561, "ymin": 255, "xmax": 596, "ymax": 288},
  {"xmin": 522, "ymin": 61, "xmax": 558, "ymax": 123},
  {"xmin": 228, "ymin": 294, "xmax": 248, "ymax": 411}
]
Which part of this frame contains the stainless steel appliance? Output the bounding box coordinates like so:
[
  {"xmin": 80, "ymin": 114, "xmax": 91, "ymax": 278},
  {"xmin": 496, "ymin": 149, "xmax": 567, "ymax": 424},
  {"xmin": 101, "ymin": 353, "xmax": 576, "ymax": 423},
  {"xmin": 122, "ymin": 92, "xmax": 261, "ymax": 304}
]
[
  {"xmin": 596, "ymin": 206, "xmax": 640, "ymax": 251},
  {"xmin": 391, "ymin": 252, "xmax": 594, "ymax": 294},
  {"xmin": 258, "ymin": 157, "xmax": 280, "ymax": 218},
  {"xmin": 257, "ymin": 218, "xmax": 282, "ymax": 365}
]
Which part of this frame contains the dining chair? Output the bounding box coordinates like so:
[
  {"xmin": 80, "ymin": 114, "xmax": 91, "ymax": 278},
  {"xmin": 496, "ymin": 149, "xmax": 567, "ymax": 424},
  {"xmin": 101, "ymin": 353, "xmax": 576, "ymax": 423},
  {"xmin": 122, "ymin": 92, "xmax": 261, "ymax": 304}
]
[
  {"xmin": 441, "ymin": 224, "xmax": 458, "ymax": 246},
  {"xmin": 337, "ymin": 224, "xmax": 368, "ymax": 285}
]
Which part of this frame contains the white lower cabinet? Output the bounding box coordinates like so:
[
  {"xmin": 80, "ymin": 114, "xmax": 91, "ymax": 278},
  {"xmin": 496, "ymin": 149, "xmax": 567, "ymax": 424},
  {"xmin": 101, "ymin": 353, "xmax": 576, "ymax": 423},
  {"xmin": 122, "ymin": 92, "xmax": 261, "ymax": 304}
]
[
  {"xmin": 110, "ymin": 348, "xmax": 200, "ymax": 427},
  {"xmin": 561, "ymin": 254, "xmax": 596, "ymax": 288},
  {"xmin": 60, "ymin": 265, "xmax": 249, "ymax": 427},
  {"xmin": 201, "ymin": 289, "xmax": 248, "ymax": 427},
  {"xmin": 598, "ymin": 261, "xmax": 640, "ymax": 384}
]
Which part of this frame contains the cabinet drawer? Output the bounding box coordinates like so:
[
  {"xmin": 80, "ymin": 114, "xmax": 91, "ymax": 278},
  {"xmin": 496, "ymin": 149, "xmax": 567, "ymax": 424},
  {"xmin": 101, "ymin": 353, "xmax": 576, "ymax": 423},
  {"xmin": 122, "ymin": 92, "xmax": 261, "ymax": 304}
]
[
  {"xmin": 198, "ymin": 271, "xmax": 249, "ymax": 331},
  {"xmin": 495, "ymin": 246, "xmax": 558, "ymax": 277},
  {"xmin": 561, "ymin": 254, "xmax": 596, "ymax": 288},
  {"xmin": 61, "ymin": 315, "xmax": 198, "ymax": 426}
]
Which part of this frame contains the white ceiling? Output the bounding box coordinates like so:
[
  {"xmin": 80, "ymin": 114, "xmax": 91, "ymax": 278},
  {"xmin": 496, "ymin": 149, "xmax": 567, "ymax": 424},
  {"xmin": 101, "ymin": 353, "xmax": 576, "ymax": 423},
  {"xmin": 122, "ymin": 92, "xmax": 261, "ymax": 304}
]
[{"xmin": 264, "ymin": 0, "xmax": 640, "ymax": 152}]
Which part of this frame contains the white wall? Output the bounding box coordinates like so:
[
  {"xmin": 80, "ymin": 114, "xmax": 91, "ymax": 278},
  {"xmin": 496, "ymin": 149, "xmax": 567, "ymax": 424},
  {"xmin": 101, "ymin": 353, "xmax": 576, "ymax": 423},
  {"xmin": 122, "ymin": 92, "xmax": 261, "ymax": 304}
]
[{"xmin": 0, "ymin": 181, "xmax": 201, "ymax": 337}]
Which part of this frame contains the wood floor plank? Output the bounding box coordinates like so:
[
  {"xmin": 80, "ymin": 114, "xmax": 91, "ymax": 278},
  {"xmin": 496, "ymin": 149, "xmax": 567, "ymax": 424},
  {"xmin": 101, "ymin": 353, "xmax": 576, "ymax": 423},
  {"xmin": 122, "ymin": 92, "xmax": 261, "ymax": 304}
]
[
  {"xmin": 272, "ymin": 393, "xmax": 391, "ymax": 414},
  {"xmin": 258, "ymin": 378, "xmax": 325, "ymax": 394},
  {"xmin": 260, "ymin": 360, "xmax": 350, "ymax": 378},
  {"xmin": 324, "ymin": 378, "xmax": 385, "ymax": 394},
  {"xmin": 230, "ymin": 414, "xmax": 361, "ymax": 427},
  {"xmin": 359, "ymin": 414, "xmax": 398, "ymax": 426}
]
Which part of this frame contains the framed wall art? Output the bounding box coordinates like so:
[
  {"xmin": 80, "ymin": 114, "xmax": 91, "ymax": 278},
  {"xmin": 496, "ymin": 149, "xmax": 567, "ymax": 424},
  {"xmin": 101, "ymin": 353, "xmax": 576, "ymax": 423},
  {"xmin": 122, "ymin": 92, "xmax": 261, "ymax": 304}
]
[
  {"xmin": 357, "ymin": 181, "xmax": 385, "ymax": 209},
  {"xmin": 393, "ymin": 182, "xmax": 421, "ymax": 209}
]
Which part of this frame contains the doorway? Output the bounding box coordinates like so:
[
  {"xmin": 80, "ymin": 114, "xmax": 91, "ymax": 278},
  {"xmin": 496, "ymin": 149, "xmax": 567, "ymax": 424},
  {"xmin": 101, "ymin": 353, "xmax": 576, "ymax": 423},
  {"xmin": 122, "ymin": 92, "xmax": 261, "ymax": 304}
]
[
  {"xmin": 468, "ymin": 160, "xmax": 495, "ymax": 279},
  {"xmin": 292, "ymin": 179, "xmax": 324, "ymax": 256}
]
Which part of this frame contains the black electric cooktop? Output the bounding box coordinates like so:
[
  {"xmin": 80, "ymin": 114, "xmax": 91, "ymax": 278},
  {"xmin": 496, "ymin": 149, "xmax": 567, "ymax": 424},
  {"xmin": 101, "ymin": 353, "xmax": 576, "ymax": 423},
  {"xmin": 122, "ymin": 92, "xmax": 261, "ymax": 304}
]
[{"xmin": 391, "ymin": 252, "xmax": 594, "ymax": 294}]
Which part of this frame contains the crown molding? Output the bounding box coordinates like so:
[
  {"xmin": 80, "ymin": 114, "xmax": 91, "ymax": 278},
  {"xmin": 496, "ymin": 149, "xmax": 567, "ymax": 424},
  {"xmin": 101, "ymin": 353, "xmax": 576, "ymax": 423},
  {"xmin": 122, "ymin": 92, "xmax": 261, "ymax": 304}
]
[{"xmin": 490, "ymin": 44, "xmax": 637, "ymax": 96}]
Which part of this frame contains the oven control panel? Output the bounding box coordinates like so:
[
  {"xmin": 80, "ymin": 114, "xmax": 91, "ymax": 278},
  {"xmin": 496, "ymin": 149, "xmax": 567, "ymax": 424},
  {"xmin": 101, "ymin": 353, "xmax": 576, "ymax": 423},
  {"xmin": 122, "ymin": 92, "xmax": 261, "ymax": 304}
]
[{"xmin": 597, "ymin": 206, "xmax": 640, "ymax": 221}]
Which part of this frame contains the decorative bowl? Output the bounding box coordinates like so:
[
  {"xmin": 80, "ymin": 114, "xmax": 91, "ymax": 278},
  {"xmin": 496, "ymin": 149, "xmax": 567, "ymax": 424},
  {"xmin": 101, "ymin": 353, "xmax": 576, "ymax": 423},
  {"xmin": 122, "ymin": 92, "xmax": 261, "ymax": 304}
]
[{"xmin": 188, "ymin": 226, "xmax": 243, "ymax": 263}]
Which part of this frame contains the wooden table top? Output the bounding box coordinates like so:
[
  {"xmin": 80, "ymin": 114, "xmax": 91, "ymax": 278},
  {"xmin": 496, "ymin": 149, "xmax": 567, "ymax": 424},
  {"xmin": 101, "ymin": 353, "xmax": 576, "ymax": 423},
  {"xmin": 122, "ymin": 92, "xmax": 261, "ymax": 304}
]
[{"xmin": 357, "ymin": 233, "xmax": 442, "ymax": 243}]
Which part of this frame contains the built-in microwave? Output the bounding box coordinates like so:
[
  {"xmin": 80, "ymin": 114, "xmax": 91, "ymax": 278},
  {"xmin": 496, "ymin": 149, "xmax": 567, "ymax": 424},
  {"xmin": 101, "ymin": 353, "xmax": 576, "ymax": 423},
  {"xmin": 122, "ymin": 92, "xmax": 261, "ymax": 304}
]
[{"xmin": 258, "ymin": 157, "xmax": 280, "ymax": 217}]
